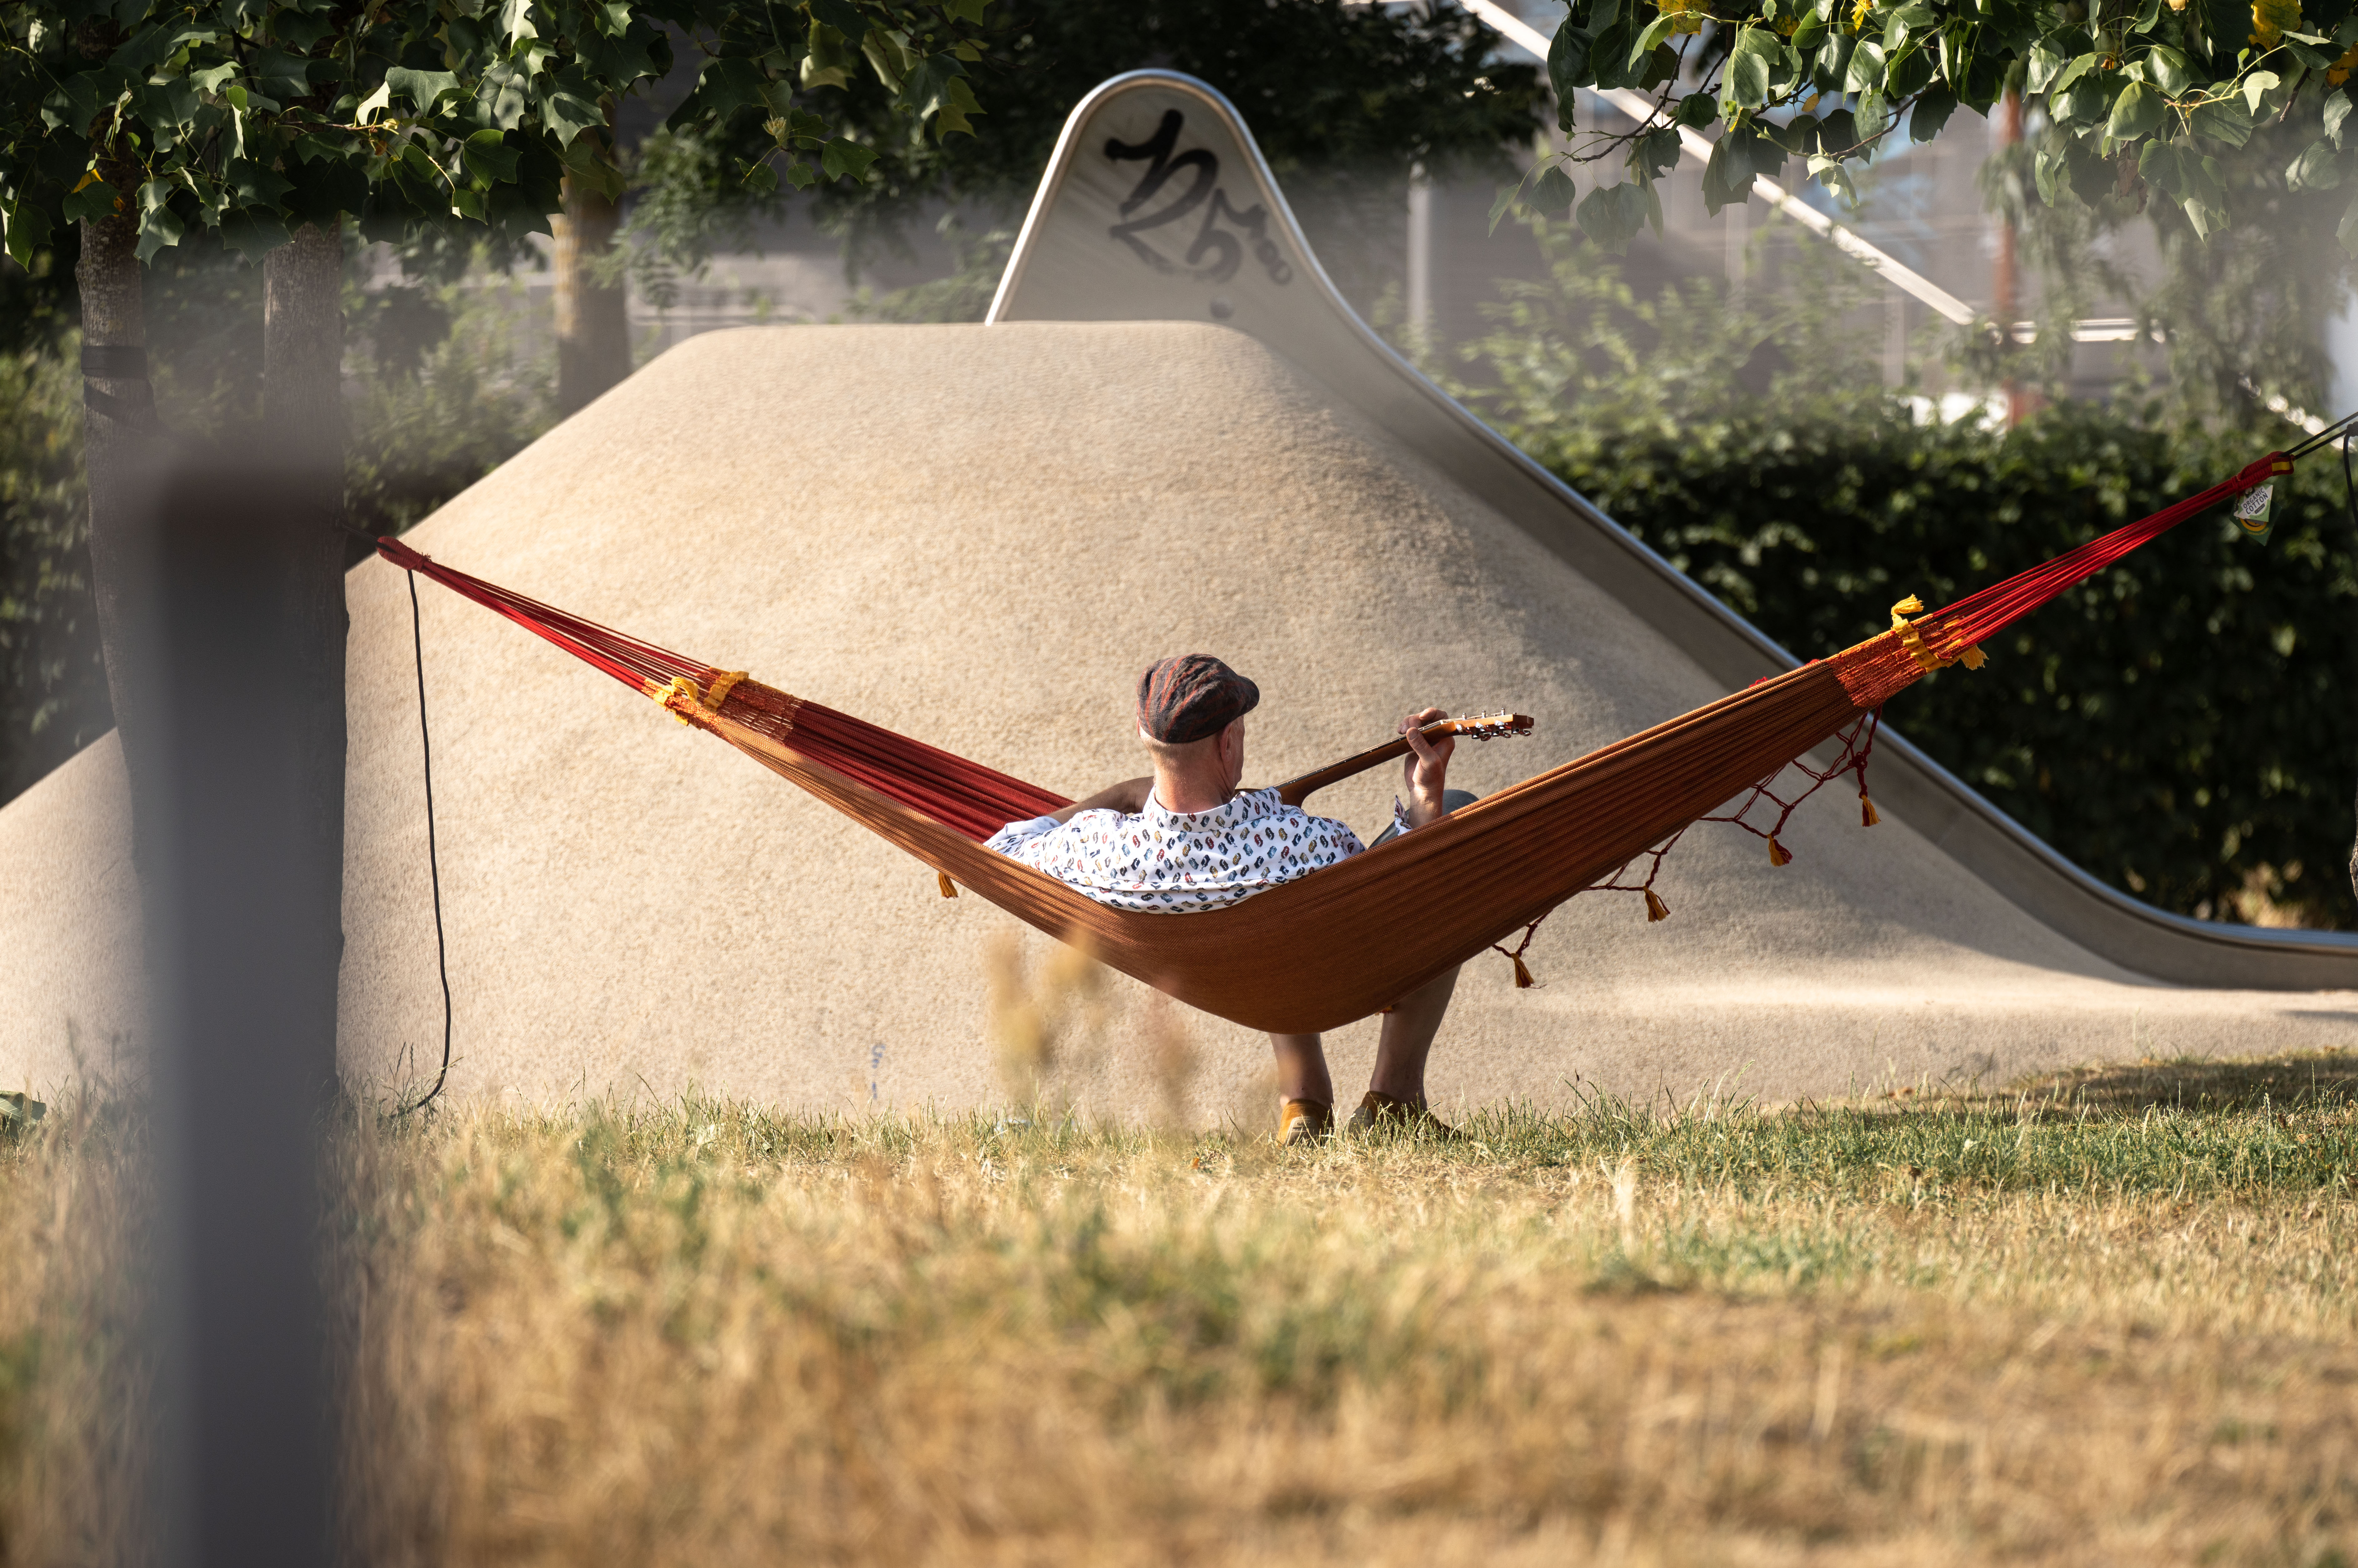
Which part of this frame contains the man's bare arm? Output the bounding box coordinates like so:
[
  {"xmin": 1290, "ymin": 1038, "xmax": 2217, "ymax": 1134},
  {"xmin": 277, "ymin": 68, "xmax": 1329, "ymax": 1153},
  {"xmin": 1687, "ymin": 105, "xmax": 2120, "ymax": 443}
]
[{"xmin": 1048, "ymin": 777, "xmax": 1153, "ymax": 825}]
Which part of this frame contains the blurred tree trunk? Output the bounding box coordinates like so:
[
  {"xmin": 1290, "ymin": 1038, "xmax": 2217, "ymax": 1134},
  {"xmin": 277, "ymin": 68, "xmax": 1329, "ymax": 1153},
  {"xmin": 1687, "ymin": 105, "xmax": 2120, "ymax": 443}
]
[
  {"xmin": 77, "ymin": 153, "xmax": 163, "ymax": 868},
  {"xmin": 262, "ymin": 221, "xmax": 350, "ymax": 1053},
  {"xmin": 553, "ymin": 112, "xmax": 630, "ymax": 414}
]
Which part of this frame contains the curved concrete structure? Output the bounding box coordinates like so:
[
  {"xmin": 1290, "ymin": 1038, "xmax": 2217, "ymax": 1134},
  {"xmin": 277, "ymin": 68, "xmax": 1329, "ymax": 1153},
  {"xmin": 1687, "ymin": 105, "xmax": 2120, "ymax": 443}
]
[
  {"xmin": 990, "ymin": 70, "xmax": 2358, "ymax": 992},
  {"xmin": 2, "ymin": 77, "xmax": 2351, "ymax": 1121}
]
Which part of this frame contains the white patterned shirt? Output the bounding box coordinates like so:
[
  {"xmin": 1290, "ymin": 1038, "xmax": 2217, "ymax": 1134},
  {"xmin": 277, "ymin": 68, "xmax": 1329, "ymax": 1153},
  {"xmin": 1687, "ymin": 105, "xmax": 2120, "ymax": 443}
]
[{"xmin": 985, "ymin": 786, "xmax": 1413, "ymax": 913}]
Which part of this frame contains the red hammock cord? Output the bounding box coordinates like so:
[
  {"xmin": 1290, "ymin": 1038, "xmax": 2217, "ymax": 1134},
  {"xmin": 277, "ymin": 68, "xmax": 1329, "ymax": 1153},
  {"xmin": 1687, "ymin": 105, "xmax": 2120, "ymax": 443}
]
[
  {"xmin": 373, "ymin": 446, "xmax": 2291, "ymax": 846},
  {"xmin": 372, "ymin": 535, "xmax": 1066, "ymax": 841}
]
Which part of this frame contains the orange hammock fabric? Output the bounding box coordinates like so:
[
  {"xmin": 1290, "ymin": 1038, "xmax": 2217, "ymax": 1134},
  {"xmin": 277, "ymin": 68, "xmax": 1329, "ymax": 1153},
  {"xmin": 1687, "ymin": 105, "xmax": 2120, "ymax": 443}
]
[{"xmin": 375, "ymin": 447, "xmax": 2292, "ymax": 1035}]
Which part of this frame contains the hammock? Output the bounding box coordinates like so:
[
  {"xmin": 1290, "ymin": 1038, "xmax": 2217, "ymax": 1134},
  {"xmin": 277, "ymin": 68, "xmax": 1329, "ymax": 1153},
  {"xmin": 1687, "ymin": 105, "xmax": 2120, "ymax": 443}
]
[{"xmin": 375, "ymin": 444, "xmax": 2313, "ymax": 1035}]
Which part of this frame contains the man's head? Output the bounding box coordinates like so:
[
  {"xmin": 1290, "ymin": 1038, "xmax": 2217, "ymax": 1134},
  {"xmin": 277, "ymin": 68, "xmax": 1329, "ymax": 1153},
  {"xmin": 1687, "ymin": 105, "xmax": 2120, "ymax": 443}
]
[
  {"xmin": 1136, "ymin": 654, "xmax": 1258, "ymax": 806},
  {"xmin": 1138, "ymin": 654, "xmax": 1258, "ymax": 744}
]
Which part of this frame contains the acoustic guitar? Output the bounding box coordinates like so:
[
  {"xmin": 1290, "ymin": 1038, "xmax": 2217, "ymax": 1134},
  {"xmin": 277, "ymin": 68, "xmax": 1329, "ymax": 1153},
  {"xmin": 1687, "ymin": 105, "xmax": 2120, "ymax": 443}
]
[{"xmin": 1274, "ymin": 712, "xmax": 1534, "ymax": 807}]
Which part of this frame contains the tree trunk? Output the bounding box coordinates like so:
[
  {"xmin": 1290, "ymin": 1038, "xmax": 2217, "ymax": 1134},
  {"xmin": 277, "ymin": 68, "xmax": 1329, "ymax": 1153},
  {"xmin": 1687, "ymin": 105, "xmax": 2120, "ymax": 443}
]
[
  {"xmin": 262, "ymin": 222, "xmax": 350, "ymax": 1061},
  {"xmin": 77, "ymin": 170, "xmax": 162, "ymax": 858},
  {"xmin": 552, "ymin": 129, "xmax": 631, "ymax": 414}
]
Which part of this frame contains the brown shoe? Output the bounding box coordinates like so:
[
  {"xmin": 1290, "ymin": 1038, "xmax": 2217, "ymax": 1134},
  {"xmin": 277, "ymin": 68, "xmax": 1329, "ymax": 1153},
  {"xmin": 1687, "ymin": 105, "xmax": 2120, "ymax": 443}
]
[
  {"xmin": 1278, "ymin": 1098, "xmax": 1334, "ymax": 1146},
  {"xmin": 1346, "ymin": 1089, "xmax": 1460, "ymax": 1140}
]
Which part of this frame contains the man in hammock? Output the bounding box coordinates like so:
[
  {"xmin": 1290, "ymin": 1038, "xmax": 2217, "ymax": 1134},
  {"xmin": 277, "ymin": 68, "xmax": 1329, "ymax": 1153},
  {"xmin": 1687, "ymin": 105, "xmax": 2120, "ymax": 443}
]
[{"xmin": 984, "ymin": 654, "xmax": 1466, "ymax": 1145}]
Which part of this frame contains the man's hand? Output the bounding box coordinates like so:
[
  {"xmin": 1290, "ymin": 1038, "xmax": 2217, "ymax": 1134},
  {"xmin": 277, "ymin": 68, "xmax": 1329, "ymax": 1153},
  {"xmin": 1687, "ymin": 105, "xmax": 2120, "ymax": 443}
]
[
  {"xmin": 1050, "ymin": 776, "xmax": 1153, "ymax": 824},
  {"xmin": 1399, "ymin": 708, "xmax": 1456, "ymax": 828}
]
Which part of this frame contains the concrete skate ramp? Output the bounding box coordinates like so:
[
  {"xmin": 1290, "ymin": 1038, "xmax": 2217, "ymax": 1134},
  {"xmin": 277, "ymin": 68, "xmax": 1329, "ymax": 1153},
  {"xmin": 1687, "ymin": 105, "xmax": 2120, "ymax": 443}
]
[{"xmin": 4, "ymin": 320, "xmax": 2356, "ymax": 1119}]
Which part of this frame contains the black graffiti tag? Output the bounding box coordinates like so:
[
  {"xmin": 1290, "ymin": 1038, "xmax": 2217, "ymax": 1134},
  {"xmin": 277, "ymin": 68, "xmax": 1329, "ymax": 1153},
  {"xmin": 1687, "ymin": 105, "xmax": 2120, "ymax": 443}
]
[{"xmin": 1104, "ymin": 109, "xmax": 1293, "ymax": 287}]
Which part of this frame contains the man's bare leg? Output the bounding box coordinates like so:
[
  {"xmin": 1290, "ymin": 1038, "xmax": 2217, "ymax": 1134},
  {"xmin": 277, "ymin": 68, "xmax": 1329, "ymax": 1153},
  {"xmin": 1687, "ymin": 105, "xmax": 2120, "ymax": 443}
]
[
  {"xmin": 1367, "ymin": 965, "xmax": 1461, "ymax": 1107},
  {"xmin": 1269, "ymin": 1033, "xmax": 1334, "ymax": 1107}
]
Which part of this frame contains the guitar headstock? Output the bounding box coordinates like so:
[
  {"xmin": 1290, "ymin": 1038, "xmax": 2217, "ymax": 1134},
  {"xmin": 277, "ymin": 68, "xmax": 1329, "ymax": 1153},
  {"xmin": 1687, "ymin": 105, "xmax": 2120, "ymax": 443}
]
[{"xmin": 1431, "ymin": 711, "xmax": 1534, "ymax": 741}]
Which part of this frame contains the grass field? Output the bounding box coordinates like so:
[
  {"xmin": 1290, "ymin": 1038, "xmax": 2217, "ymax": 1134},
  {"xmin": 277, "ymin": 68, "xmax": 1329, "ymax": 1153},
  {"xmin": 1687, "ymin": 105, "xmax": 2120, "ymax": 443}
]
[{"xmin": 4, "ymin": 1051, "xmax": 2357, "ymax": 1566}]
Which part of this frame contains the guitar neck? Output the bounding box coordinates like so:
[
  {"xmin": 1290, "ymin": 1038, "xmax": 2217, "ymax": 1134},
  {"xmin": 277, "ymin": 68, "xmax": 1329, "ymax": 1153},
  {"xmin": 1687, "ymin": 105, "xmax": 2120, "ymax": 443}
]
[{"xmin": 1273, "ymin": 735, "xmax": 1419, "ymax": 808}]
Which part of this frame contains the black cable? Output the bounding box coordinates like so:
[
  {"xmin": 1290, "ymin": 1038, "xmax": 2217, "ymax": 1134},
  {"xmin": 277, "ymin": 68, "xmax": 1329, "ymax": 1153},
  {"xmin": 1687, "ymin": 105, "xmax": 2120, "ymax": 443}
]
[
  {"xmin": 394, "ymin": 566, "xmax": 454, "ymax": 1117},
  {"xmin": 2286, "ymin": 408, "xmax": 2358, "ymax": 464}
]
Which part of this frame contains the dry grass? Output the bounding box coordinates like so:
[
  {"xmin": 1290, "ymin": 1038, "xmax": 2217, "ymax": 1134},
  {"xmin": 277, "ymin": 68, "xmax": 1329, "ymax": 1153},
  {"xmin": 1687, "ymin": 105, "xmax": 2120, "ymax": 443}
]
[{"xmin": 6, "ymin": 1052, "xmax": 2358, "ymax": 1566}]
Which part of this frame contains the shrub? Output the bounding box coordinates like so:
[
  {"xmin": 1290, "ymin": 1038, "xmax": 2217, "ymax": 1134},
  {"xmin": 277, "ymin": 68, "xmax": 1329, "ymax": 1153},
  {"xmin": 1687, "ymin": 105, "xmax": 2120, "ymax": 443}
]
[{"xmin": 1454, "ymin": 220, "xmax": 2358, "ymax": 928}]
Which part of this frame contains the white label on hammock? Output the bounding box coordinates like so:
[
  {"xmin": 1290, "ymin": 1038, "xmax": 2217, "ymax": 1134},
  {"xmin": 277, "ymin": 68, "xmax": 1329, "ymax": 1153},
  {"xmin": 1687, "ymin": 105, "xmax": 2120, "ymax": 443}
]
[{"xmin": 2235, "ymin": 483, "xmax": 2274, "ymax": 534}]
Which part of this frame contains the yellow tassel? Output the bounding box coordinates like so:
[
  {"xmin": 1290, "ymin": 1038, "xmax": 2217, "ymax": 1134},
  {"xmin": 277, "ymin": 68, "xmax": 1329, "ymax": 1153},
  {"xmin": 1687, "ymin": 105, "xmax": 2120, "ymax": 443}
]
[
  {"xmin": 937, "ymin": 872, "xmax": 958, "ymax": 898},
  {"xmin": 703, "ymin": 670, "xmax": 748, "ymax": 710},
  {"xmin": 1860, "ymin": 794, "xmax": 1880, "ymax": 827},
  {"xmin": 1888, "ymin": 595, "xmax": 1925, "ymax": 625},
  {"xmin": 1510, "ymin": 953, "xmax": 1535, "ymax": 988},
  {"xmin": 1957, "ymin": 643, "xmax": 1986, "ymax": 670},
  {"xmin": 1768, "ymin": 836, "xmax": 1792, "ymax": 867},
  {"xmin": 1644, "ymin": 889, "xmax": 1669, "ymax": 922}
]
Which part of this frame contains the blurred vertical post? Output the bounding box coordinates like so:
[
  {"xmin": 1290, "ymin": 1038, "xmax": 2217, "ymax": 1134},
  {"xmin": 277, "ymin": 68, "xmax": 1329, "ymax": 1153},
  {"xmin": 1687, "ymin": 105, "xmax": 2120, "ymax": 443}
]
[
  {"xmin": 1406, "ymin": 163, "xmax": 1433, "ymax": 349},
  {"xmin": 1992, "ymin": 87, "xmax": 2023, "ymax": 426},
  {"xmin": 140, "ymin": 443, "xmax": 339, "ymax": 1568}
]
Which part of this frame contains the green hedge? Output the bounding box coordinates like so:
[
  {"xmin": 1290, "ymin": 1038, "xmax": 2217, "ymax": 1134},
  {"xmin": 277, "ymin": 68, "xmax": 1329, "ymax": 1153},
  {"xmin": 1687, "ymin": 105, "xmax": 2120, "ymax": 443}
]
[
  {"xmin": 1551, "ymin": 407, "xmax": 2356, "ymax": 928},
  {"xmin": 1443, "ymin": 221, "xmax": 2357, "ymax": 929}
]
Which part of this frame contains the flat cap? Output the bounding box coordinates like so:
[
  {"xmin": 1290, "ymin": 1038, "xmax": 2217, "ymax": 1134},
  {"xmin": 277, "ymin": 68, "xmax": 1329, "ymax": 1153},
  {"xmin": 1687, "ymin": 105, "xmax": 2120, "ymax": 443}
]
[{"xmin": 1137, "ymin": 654, "xmax": 1259, "ymax": 744}]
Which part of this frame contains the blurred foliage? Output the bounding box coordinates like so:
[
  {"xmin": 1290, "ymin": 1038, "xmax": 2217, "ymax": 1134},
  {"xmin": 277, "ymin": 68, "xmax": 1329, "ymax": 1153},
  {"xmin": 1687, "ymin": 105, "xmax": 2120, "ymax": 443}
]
[
  {"xmin": 619, "ymin": 0, "xmax": 1547, "ymax": 317},
  {"xmin": 1531, "ymin": 0, "xmax": 2358, "ymax": 258},
  {"xmin": 0, "ymin": 235, "xmax": 556, "ymax": 802},
  {"xmin": 1452, "ymin": 217, "xmax": 2358, "ymax": 928},
  {"xmin": 0, "ymin": 334, "xmax": 102, "ymax": 806},
  {"xmin": 1978, "ymin": 110, "xmax": 2354, "ymax": 426}
]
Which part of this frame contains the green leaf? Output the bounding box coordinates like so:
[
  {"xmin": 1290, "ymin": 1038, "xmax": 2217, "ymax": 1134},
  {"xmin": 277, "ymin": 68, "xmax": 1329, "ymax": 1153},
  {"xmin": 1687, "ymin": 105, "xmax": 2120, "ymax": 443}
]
[
  {"xmin": 2034, "ymin": 141, "xmax": 2065, "ymax": 202},
  {"xmin": 2286, "ymin": 36, "xmax": 2336, "ymax": 69},
  {"xmin": 217, "ymin": 207, "xmax": 292, "ymax": 261},
  {"xmin": 2050, "ymin": 52, "xmax": 2097, "ymax": 94},
  {"xmin": 1885, "ymin": 40, "xmax": 1934, "ymax": 98},
  {"xmin": 1728, "ymin": 28, "xmax": 1777, "ymax": 107},
  {"xmin": 742, "ymin": 159, "xmax": 780, "ymax": 194},
  {"xmin": 541, "ymin": 67, "xmax": 607, "ymax": 144},
  {"xmin": 386, "ymin": 67, "xmax": 461, "ymax": 111},
  {"xmin": 1630, "ymin": 12, "xmax": 1678, "ymax": 76},
  {"xmin": 863, "ymin": 27, "xmax": 911, "ymax": 91},
  {"xmin": 1810, "ymin": 154, "xmax": 1859, "ymax": 202},
  {"xmin": 1634, "ymin": 123, "xmax": 1682, "ymax": 180},
  {"xmin": 1812, "ymin": 32, "xmax": 1853, "ymax": 93},
  {"xmin": 1531, "ymin": 163, "xmax": 1578, "ymax": 215},
  {"xmin": 1548, "ymin": 16, "xmax": 1592, "ymax": 119},
  {"xmin": 1675, "ymin": 91, "xmax": 1718, "ymax": 129},
  {"xmin": 464, "ymin": 128, "xmax": 521, "ymax": 185},
  {"xmin": 2, "ymin": 197, "xmax": 53, "ymax": 270},
  {"xmin": 820, "ymin": 136, "xmax": 879, "ymax": 180},
  {"xmin": 496, "ymin": 0, "xmax": 537, "ymax": 46},
  {"xmin": 803, "ymin": 22, "xmax": 856, "ymax": 90},
  {"xmin": 2146, "ymin": 44, "xmax": 2191, "ymax": 94},
  {"xmin": 353, "ymin": 80, "xmax": 392, "ymax": 124},
  {"xmin": 2026, "ymin": 38, "xmax": 2068, "ymax": 92},
  {"xmin": 1854, "ymin": 88, "xmax": 1889, "ymax": 142},
  {"xmin": 1911, "ymin": 85, "xmax": 1958, "ymax": 139},
  {"xmin": 2188, "ymin": 92, "xmax": 2255, "ymax": 146},
  {"xmin": 134, "ymin": 196, "xmax": 184, "ymax": 261},
  {"xmin": 2108, "ymin": 81, "xmax": 2163, "ymax": 139},
  {"xmin": 933, "ymin": 74, "xmax": 984, "ymax": 138},
  {"xmin": 1575, "ymin": 180, "xmax": 1648, "ymax": 253},
  {"xmin": 2288, "ymin": 139, "xmax": 2345, "ymax": 190},
  {"xmin": 1845, "ymin": 38, "xmax": 1887, "ymax": 94},
  {"xmin": 1488, "ymin": 169, "xmax": 1534, "ymax": 235},
  {"xmin": 948, "ymin": 0, "xmax": 989, "ymax": 20},
  {"xmin": 783, "ymin": 158, "xmax": 818, "ymax": 190},
  {"xmin": 61, "ymin": 177, "xmax": 121, "ymax": 224},
  {"xmin": 2327, "ymin": 91, "xmax": 2354, "ymax": 149},
  {"xmin": 2138, "ymin": 134, "xmax": 2187, "ymax": 197},
  {"xmin": 2243, "ymin": 71, "xmax": 2282, "ymax": 116},
  {"xmin": 809, "ymin": 0, "xmax": 869, "ymax": 39}
]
